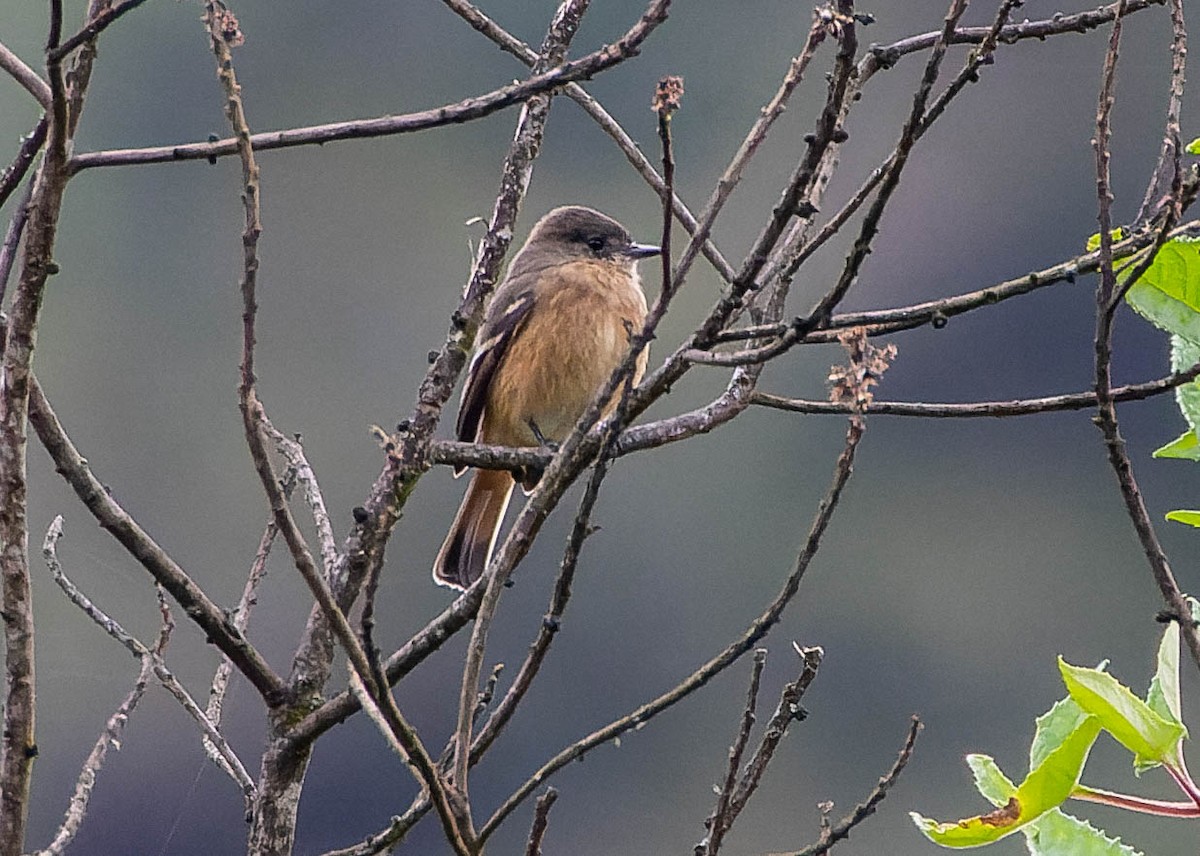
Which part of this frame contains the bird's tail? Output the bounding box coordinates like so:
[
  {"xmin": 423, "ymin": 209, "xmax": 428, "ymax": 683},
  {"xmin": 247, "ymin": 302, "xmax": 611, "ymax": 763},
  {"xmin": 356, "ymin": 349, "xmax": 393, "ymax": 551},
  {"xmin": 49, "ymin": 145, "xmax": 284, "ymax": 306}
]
[{"xmin": 433, "ymin": 469, "xmax": 514, "ymax": 590}]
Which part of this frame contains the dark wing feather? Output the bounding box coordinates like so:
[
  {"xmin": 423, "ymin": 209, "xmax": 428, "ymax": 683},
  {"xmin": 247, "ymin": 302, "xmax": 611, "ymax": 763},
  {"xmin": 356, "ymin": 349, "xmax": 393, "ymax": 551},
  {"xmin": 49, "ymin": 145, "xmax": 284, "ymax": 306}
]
[{"xmin": 455, "ymin": 289, "xmax": 535, "ymax": 469}]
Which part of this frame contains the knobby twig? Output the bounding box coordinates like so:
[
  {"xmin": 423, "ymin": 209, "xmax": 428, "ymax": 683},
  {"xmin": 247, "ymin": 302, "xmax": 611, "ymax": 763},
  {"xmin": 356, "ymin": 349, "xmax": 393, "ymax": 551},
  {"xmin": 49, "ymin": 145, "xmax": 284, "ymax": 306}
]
[
  {"xmin": 203, "ymin": 469, "xmax": 295, "ymax": 766},
  {"xmin": 728, "ymin": 645, "xmax": 824, "ymax": 821},
  {"xmin": 523, "ymin": 789, "xmax": 559, "ymax": 856},
  {"xmin": 46, "ymin": 0, "xmax": 156, "ymax": 63},
  {"xmin": 750, "ymin": 362, "xmax": 1200, "ymax": 418}
]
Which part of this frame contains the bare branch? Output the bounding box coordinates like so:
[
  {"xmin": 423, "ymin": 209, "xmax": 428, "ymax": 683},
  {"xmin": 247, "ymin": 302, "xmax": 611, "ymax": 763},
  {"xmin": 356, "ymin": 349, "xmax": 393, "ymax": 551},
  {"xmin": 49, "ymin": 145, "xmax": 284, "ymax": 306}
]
[
  {"xmin": 28, "ymin": 374, "xmax": 286, "ymax": 701},
  {"xmin": 1, "ymin": 17, "xmax": 71, "ymax": 849},
  {"xmin": 524, "ymin": 789, "xmax": 559, "ymax": 856},
  {"xmin": 0, "ymin": 42, "xmax": 51, "ymax": 109},
  {"xmin": 1089, "ymin": 2, "xmax": 1200, "ymax": 671},
  {"xmin": 67, "ymin": 0, "xmax": 672, "ymax": 174},
  {"xmin": 30, "ymin": 533, "xmax": 165, "ymax": 856},
  {"xmin": 751, "ymin": 363, "xmax": 1200, "ymax": 417},
  {"xmin": 672, "ymin": 7, "xmax": 834, "ymax": 292}
]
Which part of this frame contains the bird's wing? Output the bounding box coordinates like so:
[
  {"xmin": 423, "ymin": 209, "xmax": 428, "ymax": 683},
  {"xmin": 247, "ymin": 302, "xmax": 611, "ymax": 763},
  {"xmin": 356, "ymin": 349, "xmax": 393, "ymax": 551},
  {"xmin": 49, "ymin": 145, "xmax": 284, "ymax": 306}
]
[{"xmin": 455, "ymin": 287, "xmax": 536, "ymax": 466}]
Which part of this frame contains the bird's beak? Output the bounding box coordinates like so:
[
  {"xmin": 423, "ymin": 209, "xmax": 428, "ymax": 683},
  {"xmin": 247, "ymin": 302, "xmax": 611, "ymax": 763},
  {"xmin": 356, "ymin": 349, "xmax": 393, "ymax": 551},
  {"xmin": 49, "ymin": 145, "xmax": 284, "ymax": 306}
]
[{"xmin": 625, "ymin": 242, "xmax": 661, "ymax": 259}]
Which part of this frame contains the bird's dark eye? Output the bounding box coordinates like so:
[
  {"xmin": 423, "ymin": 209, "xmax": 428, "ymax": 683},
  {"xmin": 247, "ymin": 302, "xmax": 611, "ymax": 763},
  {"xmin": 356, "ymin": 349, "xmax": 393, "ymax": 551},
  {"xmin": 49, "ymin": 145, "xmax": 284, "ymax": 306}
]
[{"xmin": 586, "ymin": 236, "xmax": 606, "ymax": 253}]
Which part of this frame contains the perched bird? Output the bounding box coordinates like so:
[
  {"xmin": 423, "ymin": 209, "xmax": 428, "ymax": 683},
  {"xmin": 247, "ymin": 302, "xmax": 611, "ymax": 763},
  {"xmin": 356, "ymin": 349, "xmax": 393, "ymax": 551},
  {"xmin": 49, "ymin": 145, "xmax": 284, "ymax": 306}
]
[{"xmin": 433, "ymin": 206, "xmax": 660, "ymax": 589}]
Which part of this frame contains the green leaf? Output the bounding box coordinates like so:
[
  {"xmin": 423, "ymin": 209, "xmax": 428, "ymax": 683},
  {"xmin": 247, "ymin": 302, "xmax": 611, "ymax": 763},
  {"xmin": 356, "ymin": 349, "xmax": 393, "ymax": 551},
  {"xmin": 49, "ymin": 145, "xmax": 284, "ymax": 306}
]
[
  {"xmin": 1059, "ymin": 658, "xmax": 1186, "ymax": 770},
  {"xmin": 1024, "ymin": 809, "xmax": 1144, "ymax": 856},
  {"xmin": 967, "ymin": 754, "xmax": 1016, "ymax": 806},
  {"xmin": 1187, "ymin": 138, "xmax": 1200, "ymax": 155},
  {"xmin": 1171, "ymin": 336, "xmax": 1200, "ymax": 432},
  {"xmin": 1125, "ymin": 241, "xmax": 1200, "ymax": 344},
  {"xmin": 1166, "ymin": 510, "xmax": 1200, "ymax": 528},
  {"xmin": 1031, "ymin": 696, "xmax": 1090, "ymax": 770},
  {"xmin": 912, "ymin": 717, "xmax": 1101, "ymax": 847},
  {"xmin": 1153, "ymin": 431, "xmax": 1200, "ymax": 460},
  {"xmin": 1146, "ymin": 620, "xmax": 1182, "ymax": 724},
  {"xmin": 1087, "ymin": 229, "xmax": 1126, "ymax": 252}
]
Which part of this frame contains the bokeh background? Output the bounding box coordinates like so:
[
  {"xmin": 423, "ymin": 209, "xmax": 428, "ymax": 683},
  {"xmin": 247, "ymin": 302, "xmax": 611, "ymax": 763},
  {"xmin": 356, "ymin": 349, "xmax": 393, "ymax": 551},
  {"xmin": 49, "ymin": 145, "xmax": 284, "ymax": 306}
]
[{"xmin": 2, "ymin": 1, "xmax": 1199, "ymax": 853}]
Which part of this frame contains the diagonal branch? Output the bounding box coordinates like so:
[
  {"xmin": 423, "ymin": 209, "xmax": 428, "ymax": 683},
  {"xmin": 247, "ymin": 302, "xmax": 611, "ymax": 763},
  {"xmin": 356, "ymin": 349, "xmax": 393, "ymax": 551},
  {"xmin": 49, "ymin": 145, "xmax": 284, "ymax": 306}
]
[
  {"xmin": 26, "ymin": 376, "xmax": 286, "ymax": 699},
  {"xmin": 785, "ymin": 716, "xmax": 922, "ymax": 856},
  {"xmin": 0, "ymin": 42, "xmax": 51, "ymax": 109}
]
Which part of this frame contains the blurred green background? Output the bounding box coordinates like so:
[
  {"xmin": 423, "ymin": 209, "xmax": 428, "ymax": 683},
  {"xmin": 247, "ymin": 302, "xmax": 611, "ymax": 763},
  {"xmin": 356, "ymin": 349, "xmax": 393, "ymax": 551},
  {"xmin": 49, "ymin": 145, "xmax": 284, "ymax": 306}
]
[{"xmin": 2, "ymin": 1, "xmax": 1199, "ymax": 853}]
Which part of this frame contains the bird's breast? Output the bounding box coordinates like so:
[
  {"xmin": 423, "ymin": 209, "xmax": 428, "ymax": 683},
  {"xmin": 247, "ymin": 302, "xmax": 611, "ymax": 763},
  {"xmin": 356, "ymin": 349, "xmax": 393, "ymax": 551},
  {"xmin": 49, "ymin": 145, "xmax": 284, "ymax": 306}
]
[{"xmin": 485, "ymin": 260, "xmax": 648, "ymax": 446}]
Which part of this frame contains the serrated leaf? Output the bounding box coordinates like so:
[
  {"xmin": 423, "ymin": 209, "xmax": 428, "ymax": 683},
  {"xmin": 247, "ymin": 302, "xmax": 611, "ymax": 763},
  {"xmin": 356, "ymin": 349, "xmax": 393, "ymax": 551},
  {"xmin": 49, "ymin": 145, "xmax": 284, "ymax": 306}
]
[
  {"xmin": 1147, "ymin": 620, "xmax": 1182, "ymax": 725},
  {"xmin": 1024, "ymin": 808, "xmax": 1144, "ymax": 856},
  {"xmin": 1166, "ymin": 510, "xmax": 1200, "ymax": 528},
  {"xmin": 1153, "ymin": 430, "xmax": 1200, "ymax": 460},
  {"xmin": 1125, "ymin": 241, "xmax": 1200, "ymax": 344},
  {"xmin": 1031, "ymin": 697, "xmax": 1089, "ymax": 770},
  {"xmin": 967, "ymin": 754, "xmax": 1017, "ymax": 806},
  {"xmin": 1188, "ymin": 138, "xmax": 1200, "ymax": 155},
  {"xmin": 1086, "ymin": 229, "xmax": 1126, "ymax": 253},
  {"xmin": 1059, "ymin": 658, "xmax": 1186, "ymax": 769},
  {"xmin": 913, "ymin": 717, "xmax": 1100, "ymax": 848},
  {"xmin": 1171, "ymin": 336, "xmax": 1200, "ymax": 432}
]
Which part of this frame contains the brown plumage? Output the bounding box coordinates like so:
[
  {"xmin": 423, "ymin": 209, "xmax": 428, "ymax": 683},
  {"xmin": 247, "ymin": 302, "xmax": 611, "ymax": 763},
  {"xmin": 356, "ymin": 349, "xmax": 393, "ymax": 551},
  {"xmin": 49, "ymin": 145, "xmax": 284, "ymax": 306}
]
[{"xmin": 433, "ymin": 206, "xmax": 659, "ymax": 589}]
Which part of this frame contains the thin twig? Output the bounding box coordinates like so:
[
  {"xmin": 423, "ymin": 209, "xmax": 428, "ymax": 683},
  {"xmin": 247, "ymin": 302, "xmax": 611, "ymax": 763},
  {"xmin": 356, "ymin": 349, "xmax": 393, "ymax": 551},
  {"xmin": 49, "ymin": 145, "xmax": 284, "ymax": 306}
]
[
  {"xmin": 47, "ymin": 0, "xmax": 156, "ymax": 63},
  {"xmin": 204, "ymin": 470, "xmax": 294, "ymax": 761},
  {"xmin": 0, "ymin": 178, "xmax": 36, "ymax": 306},
  {"xmin": 698, "ymin": 649, "xmax": 768, "ymax": 856},
  {"xmin": 750, "ymin": 364, "xmax": 1200, "ymax": 417},
  {"xmin": 41, "ymin": 516, "xmax": 258, "ymax": 809},
  {"xmin": 0, "ymin": 118, "xmax": 48, "ymax": 212},
  {"xmin": 782, "ymin": 716, "xmax": 923, "ymax": 856},
  {"xmin": 31, "ymin": 567, "xmax": 168, "ymax": 856}
]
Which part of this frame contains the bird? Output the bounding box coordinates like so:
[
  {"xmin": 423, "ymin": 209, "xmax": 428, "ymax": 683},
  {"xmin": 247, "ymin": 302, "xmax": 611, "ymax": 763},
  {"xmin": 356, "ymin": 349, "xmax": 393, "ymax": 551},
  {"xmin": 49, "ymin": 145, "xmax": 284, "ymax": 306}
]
[{"xmin": 433, "ymin": 205, "xmax": 661, "ymax": 590}]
